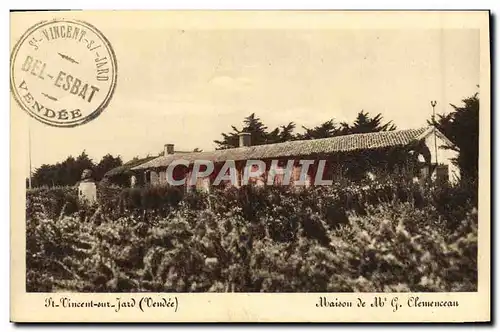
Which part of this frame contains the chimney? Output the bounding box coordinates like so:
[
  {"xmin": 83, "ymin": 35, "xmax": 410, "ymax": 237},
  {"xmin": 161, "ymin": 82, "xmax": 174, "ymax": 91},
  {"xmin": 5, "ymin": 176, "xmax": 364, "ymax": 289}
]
[
  {"xmin": 238, "ymin": 132, "xmax": 251, "ymax": 147},
  {"xmin": 164, "ymin": 144, "xmax": 174, "ymax": 155}
]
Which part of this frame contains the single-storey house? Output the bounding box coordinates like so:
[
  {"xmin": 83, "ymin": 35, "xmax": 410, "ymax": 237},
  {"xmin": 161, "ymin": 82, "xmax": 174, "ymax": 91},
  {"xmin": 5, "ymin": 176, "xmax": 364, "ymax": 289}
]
[
  {"xmin": 103, "ymin": 145, "xmax": 194, "ymax": 187},
  {"xmin": 130, "ymin": 126, "xmax": 459, "ymax": 191}
]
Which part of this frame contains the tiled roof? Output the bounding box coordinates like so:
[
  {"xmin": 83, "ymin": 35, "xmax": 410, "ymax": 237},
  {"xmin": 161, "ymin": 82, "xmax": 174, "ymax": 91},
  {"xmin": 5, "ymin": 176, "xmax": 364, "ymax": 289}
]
[
  {"xmin": 104, "ymin": 156, "xmax": 158, "ymax": 177},
  {"xmin": 132, "ymin": 126, "xmax": 434, "ymax": 170}
]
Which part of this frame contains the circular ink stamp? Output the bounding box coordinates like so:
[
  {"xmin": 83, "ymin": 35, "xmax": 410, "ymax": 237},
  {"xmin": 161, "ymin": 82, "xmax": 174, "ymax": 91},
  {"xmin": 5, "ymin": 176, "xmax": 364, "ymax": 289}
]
[{"xmin": 10, "ymin": 19, "xmax": 117, "ymax": 127}]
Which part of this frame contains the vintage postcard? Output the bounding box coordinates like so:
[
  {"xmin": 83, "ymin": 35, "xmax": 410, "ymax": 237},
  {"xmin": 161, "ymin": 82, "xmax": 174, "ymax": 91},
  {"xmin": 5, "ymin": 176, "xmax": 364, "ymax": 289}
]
[{"xmin": 10, "ymin": 10, "xmax": 490, "ymax": 322}]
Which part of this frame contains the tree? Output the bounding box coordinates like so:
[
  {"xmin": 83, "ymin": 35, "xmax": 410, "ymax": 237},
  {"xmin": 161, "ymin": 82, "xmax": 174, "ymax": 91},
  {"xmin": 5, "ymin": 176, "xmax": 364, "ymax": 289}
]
[
  {"xmin": 278, "ymin": 122, "xmax": 297, "ymax": 142},
  {"xmin": 31, "ymin": 151, "xmax": 99, "ymax": 187},
  {"xmin": 32, "ymin": 164, "xmax": 58, "ymax": 187},
  {"xmin": 429, "ymin": 93, "xmax": 479, "ymax": 180}
]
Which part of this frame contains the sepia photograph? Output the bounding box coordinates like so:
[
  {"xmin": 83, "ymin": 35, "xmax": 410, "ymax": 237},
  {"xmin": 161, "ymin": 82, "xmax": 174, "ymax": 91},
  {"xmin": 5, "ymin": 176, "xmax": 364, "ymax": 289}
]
[{"xmin": 10, "ymin": 10, "xmax": 490, "ymax": 322}]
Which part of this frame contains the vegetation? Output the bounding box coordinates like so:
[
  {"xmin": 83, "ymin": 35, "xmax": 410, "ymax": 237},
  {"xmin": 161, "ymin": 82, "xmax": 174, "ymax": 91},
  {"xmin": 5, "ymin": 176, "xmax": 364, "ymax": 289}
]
[{"xmin": 26, "ymin": 179, "xmax": 477, "ymax": 293}]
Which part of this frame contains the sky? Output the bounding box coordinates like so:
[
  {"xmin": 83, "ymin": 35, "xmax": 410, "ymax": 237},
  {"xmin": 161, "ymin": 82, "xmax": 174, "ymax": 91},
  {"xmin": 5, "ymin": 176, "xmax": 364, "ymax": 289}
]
[{"xmin": 11, "ymin": 12, "xmax": 480, "ymax": 173}]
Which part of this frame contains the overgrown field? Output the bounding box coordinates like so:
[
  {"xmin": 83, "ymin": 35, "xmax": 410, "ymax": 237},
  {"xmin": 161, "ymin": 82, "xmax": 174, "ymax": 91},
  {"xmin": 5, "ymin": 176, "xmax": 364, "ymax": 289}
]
[{"xmin": 26, "ymin": 178, "xmax": 478, "ymax": 292}]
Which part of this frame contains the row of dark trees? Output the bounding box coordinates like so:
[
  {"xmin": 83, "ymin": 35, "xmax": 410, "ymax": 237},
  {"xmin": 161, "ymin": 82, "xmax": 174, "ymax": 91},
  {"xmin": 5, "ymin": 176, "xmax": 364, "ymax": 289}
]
[
  {"xmin": 28, "ymin": 92, "xmax": 479, "ymax": 188},
  {"xmin": 430, "ymin": 93, "xmax": 479, "ymax": 180},
  {"xmin": 28, "ymin": 152, "xmax": 123, "ymax": 188}
]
